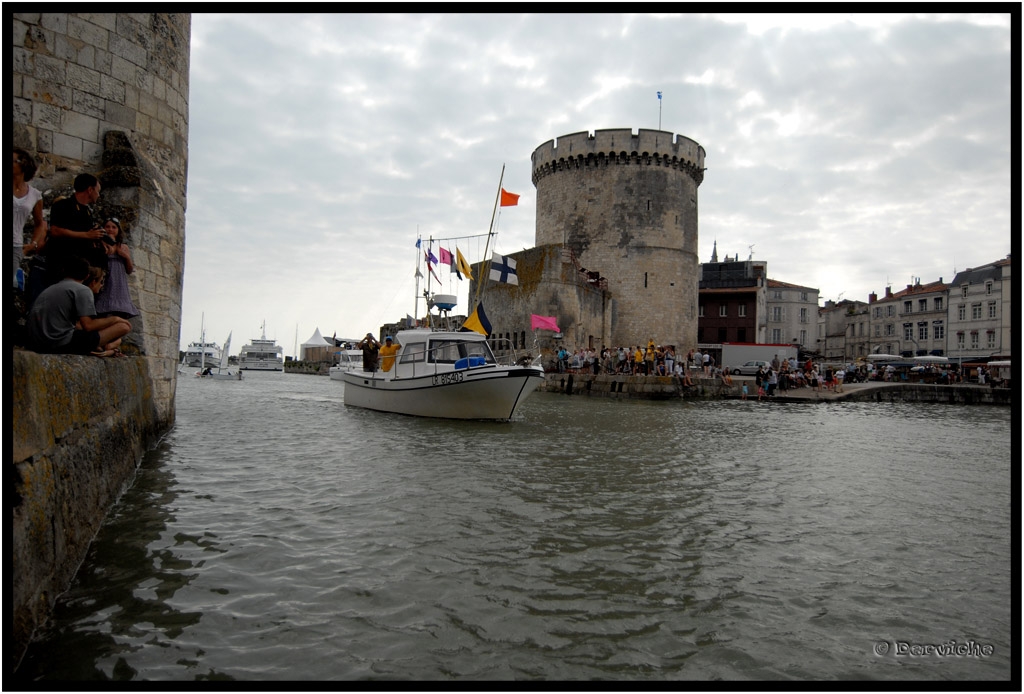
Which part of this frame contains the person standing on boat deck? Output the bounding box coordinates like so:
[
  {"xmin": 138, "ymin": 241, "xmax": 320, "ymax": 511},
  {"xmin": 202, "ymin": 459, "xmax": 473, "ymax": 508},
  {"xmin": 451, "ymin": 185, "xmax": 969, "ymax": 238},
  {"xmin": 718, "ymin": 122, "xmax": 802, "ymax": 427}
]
[
  {"xmin": 379, "ymin": 335, "xmax": 400, "ymax": 372},
  {"xmin": 358, "ymin": 333, "xmax": 380, "ymax": 372}
]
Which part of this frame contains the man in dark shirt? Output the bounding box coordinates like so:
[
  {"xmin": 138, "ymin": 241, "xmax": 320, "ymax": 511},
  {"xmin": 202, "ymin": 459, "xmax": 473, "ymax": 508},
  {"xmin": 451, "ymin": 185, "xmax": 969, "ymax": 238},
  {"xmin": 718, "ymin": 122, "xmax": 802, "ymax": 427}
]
[{"xmin": 45, "ymin": 172, "xmax": 107, "ymax": 282}]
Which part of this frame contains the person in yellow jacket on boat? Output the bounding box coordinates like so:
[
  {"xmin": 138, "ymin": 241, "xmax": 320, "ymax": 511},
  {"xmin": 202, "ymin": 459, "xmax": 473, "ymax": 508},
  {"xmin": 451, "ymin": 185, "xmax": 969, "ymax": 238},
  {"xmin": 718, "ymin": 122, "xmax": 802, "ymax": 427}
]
[{"xmin": 379, "ymin": 335, "xmax": 401, "ymax": 372}]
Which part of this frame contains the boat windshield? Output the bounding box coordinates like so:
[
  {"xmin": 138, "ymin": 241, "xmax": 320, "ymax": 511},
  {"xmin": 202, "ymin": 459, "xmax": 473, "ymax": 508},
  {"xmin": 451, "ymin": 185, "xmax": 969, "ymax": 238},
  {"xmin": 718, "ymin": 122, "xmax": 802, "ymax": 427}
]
[{"xmin": 426, "ymin": 338, "xmax": 495, "ymax": 364}]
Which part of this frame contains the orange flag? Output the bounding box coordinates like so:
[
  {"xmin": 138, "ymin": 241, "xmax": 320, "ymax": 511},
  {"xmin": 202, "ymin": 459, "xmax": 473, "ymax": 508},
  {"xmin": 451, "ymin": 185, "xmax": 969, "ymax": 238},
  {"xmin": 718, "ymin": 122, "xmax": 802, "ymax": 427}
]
[{"xmin": 500, "ymin": 188, "xmax": 520, "ymax": 207}]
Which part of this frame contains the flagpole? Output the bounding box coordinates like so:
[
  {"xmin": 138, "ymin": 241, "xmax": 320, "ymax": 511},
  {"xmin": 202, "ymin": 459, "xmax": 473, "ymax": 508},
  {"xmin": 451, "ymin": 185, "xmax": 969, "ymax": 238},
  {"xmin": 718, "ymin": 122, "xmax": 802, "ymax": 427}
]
[
  {"xmin": 657, "ymin": 90, "xmax": 662, "ymax": 130},
  {"xmin": 414, "ymin": 232, "xmax": 422, "ymax": 322},
  {"xmin": 473, "ymin": 163, "xmax": 505, "ymax": 310}
]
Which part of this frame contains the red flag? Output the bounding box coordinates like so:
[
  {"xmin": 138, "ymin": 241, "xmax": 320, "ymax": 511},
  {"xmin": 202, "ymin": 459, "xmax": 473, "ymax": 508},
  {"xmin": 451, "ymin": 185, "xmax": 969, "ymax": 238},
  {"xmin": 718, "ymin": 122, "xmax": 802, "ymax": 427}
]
[
  {"xmin": 530, "ymin": 314, "xmax": 560, "ymax": 332},
  {"xmin": 500, "ymin": 188, "xmax": 520, "ymax": 207}
]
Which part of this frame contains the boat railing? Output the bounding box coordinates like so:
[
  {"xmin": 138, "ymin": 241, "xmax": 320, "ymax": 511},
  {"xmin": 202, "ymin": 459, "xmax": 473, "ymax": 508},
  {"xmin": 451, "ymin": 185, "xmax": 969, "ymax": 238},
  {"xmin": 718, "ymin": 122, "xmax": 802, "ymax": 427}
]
[{"xmin": 363, "ymin": 336, "xmax": 536, "ymax": 380}]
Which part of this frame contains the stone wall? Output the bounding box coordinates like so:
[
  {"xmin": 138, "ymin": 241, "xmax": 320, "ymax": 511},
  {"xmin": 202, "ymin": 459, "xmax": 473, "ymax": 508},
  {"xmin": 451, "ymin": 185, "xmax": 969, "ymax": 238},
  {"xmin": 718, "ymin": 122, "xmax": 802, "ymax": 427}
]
[
  {"xmin": 531, "ymin": 129, "xmax": 705, "ymax": 350},
  {"xmin": 11, "ymin": 13, "xmax": 190, "ymax": 670},
  {"xmin": 12, "ymin": 351, "xmax": 168, "ymax": 669}
]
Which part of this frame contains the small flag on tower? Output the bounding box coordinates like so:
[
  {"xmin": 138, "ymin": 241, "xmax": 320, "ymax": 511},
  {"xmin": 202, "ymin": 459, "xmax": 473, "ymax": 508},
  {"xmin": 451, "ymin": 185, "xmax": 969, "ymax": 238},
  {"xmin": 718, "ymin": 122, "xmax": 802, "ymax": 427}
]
[{"xmin": 489, "ymin": 252, "xmax": 518, "ymax": 285}]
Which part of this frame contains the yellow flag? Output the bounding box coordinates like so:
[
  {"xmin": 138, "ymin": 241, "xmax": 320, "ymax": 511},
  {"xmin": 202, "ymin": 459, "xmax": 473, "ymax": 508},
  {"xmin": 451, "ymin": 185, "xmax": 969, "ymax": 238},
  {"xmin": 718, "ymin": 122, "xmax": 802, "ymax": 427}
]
[{"xmin": 455, "ymin": 248, "xmax": 474, "ymax": 281}]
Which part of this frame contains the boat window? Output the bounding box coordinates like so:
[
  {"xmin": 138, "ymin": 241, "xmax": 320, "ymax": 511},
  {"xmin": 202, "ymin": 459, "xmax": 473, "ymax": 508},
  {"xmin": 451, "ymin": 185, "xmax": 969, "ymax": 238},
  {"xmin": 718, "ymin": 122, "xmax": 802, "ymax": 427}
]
[
  {"xmin": 428, "ymin": 340, "xmax": 463, "ymax": 363},
  {"xmin": 427, "ymin": 339, "xmax": 495, "ymax": 364},
  {"xmin": 400, "ymin": 342, "xmax": 426, "ymax": 364}
]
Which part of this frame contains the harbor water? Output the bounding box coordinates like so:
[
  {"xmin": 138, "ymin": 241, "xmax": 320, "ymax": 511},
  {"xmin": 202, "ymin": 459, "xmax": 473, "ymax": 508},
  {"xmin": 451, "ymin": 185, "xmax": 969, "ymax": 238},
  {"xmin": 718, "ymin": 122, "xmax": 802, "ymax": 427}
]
[{"xmin": 16, "ymin": 372, "xmax": 1013, "ymax": 682}]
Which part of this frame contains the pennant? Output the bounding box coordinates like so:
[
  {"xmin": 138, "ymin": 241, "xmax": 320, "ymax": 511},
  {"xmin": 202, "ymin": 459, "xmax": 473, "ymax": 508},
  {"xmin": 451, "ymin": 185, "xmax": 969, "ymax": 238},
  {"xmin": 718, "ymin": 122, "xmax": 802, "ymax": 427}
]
[
  {"xmin": 461, "ymin": 302, "xmax": 492, "ymax": 337},
  {"xmin": 500, "ymin": 188, "xmax": 520, "ymax": 207},
  {"xmin": 427, "ymin": 249, "xmax": 438, "ymax": 265},
  {"xmin": 438, "ymin": 247, "xmax": 452, "ymax": 266},
  {"xmin": 425, "ymin": 250, "xmax": 440, "ymax": 282},
  {"xmin": 530, "ymin": 314, "xmax": 560, "ymax": 332},
  {"xmin": 489, "ymin": 252, "xmax": 518, "ymax": 285},
  {"xmin": 415, "ymin": 238, "xmax": 422, "ymax": 248},
  {"xmin": 455, "ymin": 248, "xmax": 474, "ymax": 281}
]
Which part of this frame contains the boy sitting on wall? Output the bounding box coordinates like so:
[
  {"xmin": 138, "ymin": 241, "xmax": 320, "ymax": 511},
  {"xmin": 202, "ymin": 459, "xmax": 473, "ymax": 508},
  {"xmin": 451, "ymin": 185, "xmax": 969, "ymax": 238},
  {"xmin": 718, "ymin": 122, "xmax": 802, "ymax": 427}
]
[{"xmin": 26, "ymin": 256, "xmax": 132, "ymax": 357}]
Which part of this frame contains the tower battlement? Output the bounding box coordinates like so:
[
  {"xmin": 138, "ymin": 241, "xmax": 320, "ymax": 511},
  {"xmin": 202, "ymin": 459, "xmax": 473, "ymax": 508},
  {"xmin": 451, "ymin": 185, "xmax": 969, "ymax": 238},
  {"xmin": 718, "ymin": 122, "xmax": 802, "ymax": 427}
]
[{"xmin": 531, "ymin": 129, "xmax": 705, "ymax": 186}]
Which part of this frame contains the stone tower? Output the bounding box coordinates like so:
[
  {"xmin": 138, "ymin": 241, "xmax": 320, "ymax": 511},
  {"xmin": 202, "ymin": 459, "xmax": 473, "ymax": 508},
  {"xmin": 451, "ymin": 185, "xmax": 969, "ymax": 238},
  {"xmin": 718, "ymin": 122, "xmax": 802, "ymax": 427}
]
[
  {"xmin": 531, "ymin": 129, "xmax": 704, "ymax": 349},
  {"xmin": 12, "ymin": 12, "xmax": 190, "ymax": 420}
]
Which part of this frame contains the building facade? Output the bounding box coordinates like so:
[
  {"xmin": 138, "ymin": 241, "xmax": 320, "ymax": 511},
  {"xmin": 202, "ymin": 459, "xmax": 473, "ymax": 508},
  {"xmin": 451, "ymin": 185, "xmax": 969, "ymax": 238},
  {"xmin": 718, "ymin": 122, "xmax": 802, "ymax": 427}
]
[
  {"xmin": 948, "ymin": 257, "xmax": 1012, "ymax": 361},
  {"xmin": 765, "ymin": 279, "xmax": 819, "ymax": 353}
]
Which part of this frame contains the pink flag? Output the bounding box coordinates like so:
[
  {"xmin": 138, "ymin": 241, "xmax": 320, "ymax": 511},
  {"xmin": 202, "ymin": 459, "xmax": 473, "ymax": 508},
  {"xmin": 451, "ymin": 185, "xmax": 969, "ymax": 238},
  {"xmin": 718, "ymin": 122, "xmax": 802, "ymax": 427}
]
[
  {"xmin": 531, "ymin": 314, "xmax": 560, "ymax": 332},
  {"xmin": 438, "ymin": 247, "xmax": 452, "ymax": 266}
]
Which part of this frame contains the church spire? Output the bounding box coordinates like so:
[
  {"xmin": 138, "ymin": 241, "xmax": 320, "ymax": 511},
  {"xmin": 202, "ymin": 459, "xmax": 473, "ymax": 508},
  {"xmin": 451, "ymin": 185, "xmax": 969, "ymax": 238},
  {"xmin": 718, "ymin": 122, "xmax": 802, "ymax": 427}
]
[{"xmin": 710, "ymin": 239, "xmax": 718, "ymax": 263}]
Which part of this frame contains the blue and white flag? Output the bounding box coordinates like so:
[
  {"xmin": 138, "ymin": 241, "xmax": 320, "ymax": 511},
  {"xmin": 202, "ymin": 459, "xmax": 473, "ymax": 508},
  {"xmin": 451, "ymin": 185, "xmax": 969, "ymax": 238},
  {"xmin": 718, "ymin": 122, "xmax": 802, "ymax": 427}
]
[
  {"xmin": 489, "ymin": 252, "xmax": 518, "ymax": 285},
  {"xmin": 657, "ymin": 91, "xmax": 662, "ymax": 100}
]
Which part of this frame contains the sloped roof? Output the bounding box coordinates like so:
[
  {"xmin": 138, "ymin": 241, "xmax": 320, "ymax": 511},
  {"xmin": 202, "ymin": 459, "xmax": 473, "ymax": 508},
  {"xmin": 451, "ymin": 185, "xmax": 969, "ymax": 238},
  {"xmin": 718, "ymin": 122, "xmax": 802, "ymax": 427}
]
[{"xmin": 302, "ymin": 327, "xmax": 332, "ymax": 347}]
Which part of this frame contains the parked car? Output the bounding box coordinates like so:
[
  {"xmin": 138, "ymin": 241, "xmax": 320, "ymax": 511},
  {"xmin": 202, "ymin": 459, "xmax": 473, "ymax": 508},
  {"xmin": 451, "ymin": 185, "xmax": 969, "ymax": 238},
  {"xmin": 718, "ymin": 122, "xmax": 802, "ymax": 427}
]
[{"xmin": 731, "ymin": 360, "xmax": 770, "ymax": 376}]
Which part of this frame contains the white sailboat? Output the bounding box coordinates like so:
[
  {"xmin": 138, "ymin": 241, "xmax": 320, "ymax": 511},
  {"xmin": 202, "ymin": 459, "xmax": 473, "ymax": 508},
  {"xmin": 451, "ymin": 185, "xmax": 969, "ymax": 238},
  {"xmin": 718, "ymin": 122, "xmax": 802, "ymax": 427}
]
[{"xmin": 207, "ymin": 332, "xmax": 242, "ymax": 380}]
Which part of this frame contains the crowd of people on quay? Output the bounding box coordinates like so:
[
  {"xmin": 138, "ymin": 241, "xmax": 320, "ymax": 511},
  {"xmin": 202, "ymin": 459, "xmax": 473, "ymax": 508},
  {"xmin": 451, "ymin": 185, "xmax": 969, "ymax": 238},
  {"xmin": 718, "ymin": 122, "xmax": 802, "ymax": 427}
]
[{"xmin": 14, "ymin": 147, "xmax": 138, "ymax": 357}]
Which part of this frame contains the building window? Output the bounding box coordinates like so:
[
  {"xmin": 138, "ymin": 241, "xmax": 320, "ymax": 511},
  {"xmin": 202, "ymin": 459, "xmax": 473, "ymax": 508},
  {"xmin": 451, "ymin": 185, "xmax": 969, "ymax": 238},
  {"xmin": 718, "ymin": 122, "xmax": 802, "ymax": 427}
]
[
  {"xmin": 718, "ymin": 328, "xmax": 728, "ymax": 342},
  {"xmin": 800, "ymin": 291, "xmax": 808, "ymax": 301},
  {"xmin": 874, "ymin": 307, "xmax": 881, "ymax": 319},
  {"xmin": 904, "ymin": 324, "xmax": 914, "ymax": 341},
  {"xmin": 773, "ymin": 290, "xmax": 783, "ymax": 299},
  {"xmin": 799, "ymin": 330, "xmax": 806, "ymax": 345},
  {"xmin": 986, "ymin": 281, "xmax": 993, "ymax": 295},
  {"xmin": 772, "ymin": 307, "xmax": 783, "ymax": 322},
  {"xmin": 934, "ymin": 297, "xmax": 943, "ymax": 311},
  {"xmin": 919, "ymin": 299, "xmax": 927, "ymax": 312},
  {"xmin": 958, "ymin": 304, "xmax": 966, "ymax": 320},
  {"xmin": 918, "ymin": 323, "xmax": 928, "ymax": 340},
  {"xmin": 737, "ymin": 327, "xmax": 747, "ymax": 342},
  {"xmin": 885, "ymin": 324, "xmax": 894, "ymax": 336},
  {"xmin": 988, "ymin": 301, "xmax": 997, "ymax": 319},
  {"xmin": 987, "ymin": 331, "xmax": 996, "ymax": 349},
  {"xmin": 934, "ymin": 324, "xmax": 944, "ymax": 340},
  {"xmin": 903, "ymin": 301, "xmax": 912, "ymax": 314},
  {"xmin": 771, "ymin": 328, "xmax": 782, "ymax": 342},
  {"xmin": 799, "ymin": 307, "xmax": 808, "ymax": 323},
  {"xmin": 957, "ymin": 333, "xmax": 965, "ymax": 349},
  {"xmin": 970, "ymin": 332, "xmax": 979, "ymax": 349},
  {"xmin": 875, "ymin": 325, "xmax": 881, "ymax": 337},
  {"xmin": 961, "ymin": 285, "xmax": 969, "ymax": 298},
  {"xmin": 887, "ymin": 305, "xmax": 895, "ymax": 317},
  {"xmin": 971, "ymin": 304, "xmax": 982, "ymax": 320},
  {"xmin": 719, "ymin": 305, "xmax": 728, "ymax": 317},
  {"xmin": 738, "ymin": 304, "xmax": 746, "ymax": 317}
]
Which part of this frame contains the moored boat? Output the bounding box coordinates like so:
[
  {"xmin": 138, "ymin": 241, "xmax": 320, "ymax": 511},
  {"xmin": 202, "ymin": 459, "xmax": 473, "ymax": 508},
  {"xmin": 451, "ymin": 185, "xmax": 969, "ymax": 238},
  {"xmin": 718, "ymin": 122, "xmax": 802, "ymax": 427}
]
[
  {"xmin": 340, "ymin": 328, "xmax": 543, "ymax": 420},
  {"xmin": 329, "ymin": 349, "xmax": 364, "ymax": 381},
  {"xmin": 183, "ymin": 340, "xmax": 221, "ymax": 368},
  {"xmin": 238, "ymin": 321, "xmax": 284, "ymax": 371}
]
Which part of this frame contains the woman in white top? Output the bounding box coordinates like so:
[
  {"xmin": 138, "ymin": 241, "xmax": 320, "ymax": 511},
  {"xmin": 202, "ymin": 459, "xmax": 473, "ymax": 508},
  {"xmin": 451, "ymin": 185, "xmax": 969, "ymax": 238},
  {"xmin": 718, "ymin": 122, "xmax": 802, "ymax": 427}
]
[{"xmin": 13, "ymin": 147, "xmax": 46, "ymax": 288}]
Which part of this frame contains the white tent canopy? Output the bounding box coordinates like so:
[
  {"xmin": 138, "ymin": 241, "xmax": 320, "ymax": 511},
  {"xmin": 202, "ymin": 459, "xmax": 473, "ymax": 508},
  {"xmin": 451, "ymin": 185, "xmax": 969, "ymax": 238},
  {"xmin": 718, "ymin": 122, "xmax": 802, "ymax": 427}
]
[{"xmin": 300, "ymin": 327, "xmax": 333, "ymax": 360}]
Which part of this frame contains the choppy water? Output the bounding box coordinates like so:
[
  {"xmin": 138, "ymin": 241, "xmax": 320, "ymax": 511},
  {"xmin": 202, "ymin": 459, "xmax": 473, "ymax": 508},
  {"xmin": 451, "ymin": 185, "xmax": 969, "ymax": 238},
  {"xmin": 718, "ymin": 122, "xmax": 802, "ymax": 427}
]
[{"xmin": 16, "ymin": 372, "xmax": 1013, "ymax": 682}]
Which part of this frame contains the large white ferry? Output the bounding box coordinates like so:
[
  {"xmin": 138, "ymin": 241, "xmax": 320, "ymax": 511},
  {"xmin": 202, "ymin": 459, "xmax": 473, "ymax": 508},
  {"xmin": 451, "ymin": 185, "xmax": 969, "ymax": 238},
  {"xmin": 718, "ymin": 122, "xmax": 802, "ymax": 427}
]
[
  {"xmin": 238, "ymin": 322, "xmax": 284, "ymax": 371},
  {"xmin": 183, "ymin": 340, "xmax": 222, "ymax": 368}
]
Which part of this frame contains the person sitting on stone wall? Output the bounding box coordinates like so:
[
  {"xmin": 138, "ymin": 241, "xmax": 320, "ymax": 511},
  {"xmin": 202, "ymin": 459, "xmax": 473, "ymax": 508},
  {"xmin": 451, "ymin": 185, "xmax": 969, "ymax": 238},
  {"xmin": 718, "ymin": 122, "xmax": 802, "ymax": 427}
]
[{"xmin": 26, "ymin": 257, "xmax": 131, "ymax": 357}]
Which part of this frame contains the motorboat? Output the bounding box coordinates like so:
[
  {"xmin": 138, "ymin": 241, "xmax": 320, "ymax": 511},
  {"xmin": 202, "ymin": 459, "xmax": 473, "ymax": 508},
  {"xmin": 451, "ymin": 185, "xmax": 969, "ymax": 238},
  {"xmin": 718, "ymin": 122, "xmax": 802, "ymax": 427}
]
[
  {"xmin": 329, "ymin": 349, "xmax": 364, "ymax": 381},
  {"xmin": 340, "ymin": 328, "xmax": 544, "ymax": 420},
  {"xmin": 238, "ymin": 321, "xmax": 284, "ymax": 371}
]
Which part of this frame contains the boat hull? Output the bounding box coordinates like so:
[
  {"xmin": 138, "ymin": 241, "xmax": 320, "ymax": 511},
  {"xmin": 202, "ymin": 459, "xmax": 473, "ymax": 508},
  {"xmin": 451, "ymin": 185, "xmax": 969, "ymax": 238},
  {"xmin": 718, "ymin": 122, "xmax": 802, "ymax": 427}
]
[{"xmin": 342, "ymin": 365, "xmax": 544, "ymax": 420}]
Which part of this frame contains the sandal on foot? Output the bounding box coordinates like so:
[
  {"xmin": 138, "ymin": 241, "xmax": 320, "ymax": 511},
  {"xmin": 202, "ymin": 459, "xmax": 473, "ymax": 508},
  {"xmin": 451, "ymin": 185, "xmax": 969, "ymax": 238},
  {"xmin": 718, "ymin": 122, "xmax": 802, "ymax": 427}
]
[{"xmin": 90, "ymin": 349, "xmax": 115, "ymax": 357}]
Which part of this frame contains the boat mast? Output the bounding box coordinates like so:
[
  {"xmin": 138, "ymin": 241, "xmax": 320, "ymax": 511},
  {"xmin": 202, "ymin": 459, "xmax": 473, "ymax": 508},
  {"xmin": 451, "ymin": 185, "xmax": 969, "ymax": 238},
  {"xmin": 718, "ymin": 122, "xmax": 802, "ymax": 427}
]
[
  {"xmin": 472, "ymin": 164, "xmax": 505, "ymax": 311},
  {"xmin": 414, "ymin": 231, "xmax": 423, "ymax": 323}
]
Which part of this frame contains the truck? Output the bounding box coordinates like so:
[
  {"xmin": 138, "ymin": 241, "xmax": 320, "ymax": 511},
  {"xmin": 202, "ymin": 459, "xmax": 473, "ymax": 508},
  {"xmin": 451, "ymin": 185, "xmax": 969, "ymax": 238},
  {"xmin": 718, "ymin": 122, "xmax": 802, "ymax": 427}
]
[{"xmin": 720, "ymin": 343, "xmax": 798, "ymax": 371}]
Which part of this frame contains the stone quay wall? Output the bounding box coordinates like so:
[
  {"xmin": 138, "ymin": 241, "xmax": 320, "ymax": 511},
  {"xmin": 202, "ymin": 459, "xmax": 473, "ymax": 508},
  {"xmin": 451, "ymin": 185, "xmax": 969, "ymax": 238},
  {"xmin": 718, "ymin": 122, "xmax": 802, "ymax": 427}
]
[
  {"xmin": 531, "ymin": 129, "xmax": 705, "ymax": 351},
  {"xmin": 12, "ymin": 13, "xmax": 190, "ymax": 670}
]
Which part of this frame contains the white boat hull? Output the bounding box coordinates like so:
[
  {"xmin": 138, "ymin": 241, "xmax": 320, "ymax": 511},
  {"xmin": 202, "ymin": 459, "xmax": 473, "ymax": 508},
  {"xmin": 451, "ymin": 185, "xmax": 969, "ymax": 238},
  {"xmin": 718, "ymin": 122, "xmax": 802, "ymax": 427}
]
[{"xmin": 342, "ymin": 364, "xmax": 544, "ymax": 420}]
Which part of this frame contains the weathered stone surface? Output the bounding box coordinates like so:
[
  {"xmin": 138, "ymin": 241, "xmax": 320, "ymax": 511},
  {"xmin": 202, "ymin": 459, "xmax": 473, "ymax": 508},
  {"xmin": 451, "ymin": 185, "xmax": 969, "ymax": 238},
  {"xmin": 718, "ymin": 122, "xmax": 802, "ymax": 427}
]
[{"xmin": 12, "ymin": 350, "xmax": 169, "ymax": 669}]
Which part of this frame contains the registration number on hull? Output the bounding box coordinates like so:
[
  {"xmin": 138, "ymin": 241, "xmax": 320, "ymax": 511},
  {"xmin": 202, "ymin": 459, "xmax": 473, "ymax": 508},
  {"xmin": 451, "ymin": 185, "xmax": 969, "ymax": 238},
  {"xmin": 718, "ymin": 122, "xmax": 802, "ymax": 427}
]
[{"xmin": 432, "ymin": 372, "xmax": 465, "ymax": 386}]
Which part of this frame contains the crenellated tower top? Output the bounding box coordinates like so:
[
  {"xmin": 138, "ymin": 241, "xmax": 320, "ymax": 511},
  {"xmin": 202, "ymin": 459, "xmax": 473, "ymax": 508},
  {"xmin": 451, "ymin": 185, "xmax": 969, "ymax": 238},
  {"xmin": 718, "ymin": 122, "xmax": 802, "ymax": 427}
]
[{"xmin": 531, "ymin": 128, "xmax": 705, "ymax": 187}]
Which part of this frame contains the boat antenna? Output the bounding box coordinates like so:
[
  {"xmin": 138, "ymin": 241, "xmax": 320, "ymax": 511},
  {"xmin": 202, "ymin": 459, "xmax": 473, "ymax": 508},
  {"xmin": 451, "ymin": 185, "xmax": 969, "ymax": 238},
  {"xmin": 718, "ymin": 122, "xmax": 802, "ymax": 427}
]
[
  {"xmin": 414, "ymin": 230, "xmax": 423, "ymax": 323},
  {"xmin": 472, "ymin": 163, "xmax": 505, "ymax": 310}
]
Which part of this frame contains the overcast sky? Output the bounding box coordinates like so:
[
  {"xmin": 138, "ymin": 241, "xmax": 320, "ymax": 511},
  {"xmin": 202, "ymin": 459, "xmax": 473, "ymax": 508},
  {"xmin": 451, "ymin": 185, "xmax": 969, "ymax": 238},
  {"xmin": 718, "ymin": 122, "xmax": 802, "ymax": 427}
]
[{"xmin": 182, "ymin": 12, "xmax": 1012, "ymax": 356}]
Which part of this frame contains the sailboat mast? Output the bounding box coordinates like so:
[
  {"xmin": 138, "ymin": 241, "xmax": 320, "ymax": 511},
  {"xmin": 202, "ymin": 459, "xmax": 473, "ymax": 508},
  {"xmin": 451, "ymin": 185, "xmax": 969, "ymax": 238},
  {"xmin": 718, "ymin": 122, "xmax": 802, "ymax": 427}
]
[{"xmin": 472, "ymin": 164, "xmax": 505, "ymax": 310}]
